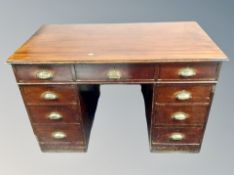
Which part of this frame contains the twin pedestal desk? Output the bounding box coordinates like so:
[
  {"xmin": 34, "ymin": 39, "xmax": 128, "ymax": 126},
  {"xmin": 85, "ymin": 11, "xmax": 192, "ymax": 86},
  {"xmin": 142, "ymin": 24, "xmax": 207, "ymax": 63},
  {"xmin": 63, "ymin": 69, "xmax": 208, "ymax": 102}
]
[{"xmin": 7, "ymin": 22, "xmax": 227, "ymax": 152}]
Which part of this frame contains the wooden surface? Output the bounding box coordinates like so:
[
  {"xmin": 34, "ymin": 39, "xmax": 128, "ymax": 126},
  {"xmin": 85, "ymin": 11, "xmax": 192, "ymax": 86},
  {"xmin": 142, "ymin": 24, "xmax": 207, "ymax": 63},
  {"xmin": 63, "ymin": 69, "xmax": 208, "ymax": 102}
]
[{"xmin": 8, "ymin": 21, "xmax": 227, "ymax": 64}]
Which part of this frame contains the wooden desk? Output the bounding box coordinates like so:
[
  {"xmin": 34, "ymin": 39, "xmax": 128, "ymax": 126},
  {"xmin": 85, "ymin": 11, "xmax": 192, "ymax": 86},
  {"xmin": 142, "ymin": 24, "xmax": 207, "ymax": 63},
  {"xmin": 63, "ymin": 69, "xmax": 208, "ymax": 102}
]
[{"xmin": 7, "ymin": 22, "xmax": 227, "ymax": 152}]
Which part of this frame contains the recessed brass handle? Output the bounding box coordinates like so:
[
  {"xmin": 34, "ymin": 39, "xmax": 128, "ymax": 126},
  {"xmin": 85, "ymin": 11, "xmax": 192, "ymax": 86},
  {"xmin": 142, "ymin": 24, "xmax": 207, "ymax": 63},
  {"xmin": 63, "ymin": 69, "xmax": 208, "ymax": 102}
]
[
  {"xmin": 51, "ymin": 131, "xmax": 67, "ymax": 139},
  {"xmin": 36, "ymin": 70, "xmax": 54, "ymax": 80},
  {"xmin": 41, "ymin": 91, "xmax": 58, "ymax": 100},
  {"xmin": 107, "ymin": 69, "xmax": 122, "ymax": 79},
  {"xmin": 48, "ymin": 112, "xmax": 63, "ymax": 120},
  {"xmin": 175, "ymin": 90, "xmax": 192, "ymax": 101},
  {"xmin": 178, "ymin": 67, "xmax": 196, "ymax": 77},
  {"xmin": 169, "ymin": 132, "xmax": 185, "ymax": 141},
  {"xmin": 171, "ymin": 112, "xmax": 189, "ymax": 121}
]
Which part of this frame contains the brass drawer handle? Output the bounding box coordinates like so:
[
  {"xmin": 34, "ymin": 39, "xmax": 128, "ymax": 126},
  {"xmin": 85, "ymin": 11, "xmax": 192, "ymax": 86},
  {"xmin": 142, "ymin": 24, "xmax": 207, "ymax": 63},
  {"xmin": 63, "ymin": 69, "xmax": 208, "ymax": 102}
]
[
  {"xmin": 107, "ymin": 69, "xmax": 122, "ymax": 79},
  {"xmin": 175, "ymin": 90, "xmax": 192, "ymax": 101},
  {"xmin": 51, "ymin": 131, "xmax": 67, "ymax": 139},
  {"xmin": 36, "ymin": 70, "xmax": 54, "ymax": 80},
  {"xmin": 178, "ymin": 67, "xmax": 196, "ymax": 77},
  {"xmin": 169, "ymin": 132, "xmax": 185, "ymax": 141},
  {"xmin": 48, "ymin": 112, "xmax": 63, "ymax": 120},
  {"xmin": 171, "ymin": 112, "xmax": 189, "ymax": 121},
  {"xmin": 41, "ymin": 91, "xmax": 58, "ymax": 100}
]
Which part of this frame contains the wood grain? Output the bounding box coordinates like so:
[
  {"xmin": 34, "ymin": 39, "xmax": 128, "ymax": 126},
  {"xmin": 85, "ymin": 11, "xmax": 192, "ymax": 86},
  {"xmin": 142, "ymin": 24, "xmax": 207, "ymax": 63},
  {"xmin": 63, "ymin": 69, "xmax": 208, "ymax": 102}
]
[{"xmin": 7, "ymin": 22, "xmax": 227, "ymax": 64}]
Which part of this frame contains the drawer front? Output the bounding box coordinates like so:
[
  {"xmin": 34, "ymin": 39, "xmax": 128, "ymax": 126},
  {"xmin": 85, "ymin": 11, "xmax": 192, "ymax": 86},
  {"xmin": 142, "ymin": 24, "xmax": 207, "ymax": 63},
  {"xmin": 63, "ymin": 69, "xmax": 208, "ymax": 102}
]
[
  {"xmin": 75, "ymin": 64, "xmax": 156, "ymax": 81},
  {"xmin": 152, "ymin": 127, "xmax": 203, "ymax": 145},
  {"xmin": 33, "ymin": 124, "xmax": 84, "ymax": 143},
  {"xmin": 159, "ymin": 63, "xmax": 218, "ymax": 81},
  {"xmin": 28, "ymin": 105, "xmax": 81, "ymax": 124},
  {"xmin": 13, "ymin": 65, "xmax": 74, "ymax": 82},
  {"xmin": 154, "ymin": 105, "xmax": 209, "ymax": 126},
  {"xmin": 21, "ymin": 85, "xmax": 78, "ymax": 105},
  {"xmin": 155, "ymin": 84, "xmax": 213, "ymax": 103}
]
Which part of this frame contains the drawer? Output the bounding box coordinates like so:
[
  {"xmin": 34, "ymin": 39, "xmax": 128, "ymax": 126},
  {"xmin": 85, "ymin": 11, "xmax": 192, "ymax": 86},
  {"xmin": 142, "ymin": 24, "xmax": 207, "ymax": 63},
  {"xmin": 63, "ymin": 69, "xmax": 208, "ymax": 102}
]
[
  {"xmin": 155, "ymin": 84, "xmax": 214, "ymax": 103},
  {"xmin": 75, "ymin": 64, "xmax": 156, "ymax": 81},
  {"xmin": 27, "ymin": 105, "xmax": 81, "ymax": 124},
  {"xmin": 13, "ymin": 65, "xmax": 74, "ymax": 83},
  {"xmin": 33, "ymin": 124, "xmax": 84, "ymax": 144},
  {"xmin": 20, "ymin": 85, "xmax": 78, "ymax": 105},
  {"xmin": 154, "ymin": 104, "xmax": 209, "ymax": 126},
  {"xmin": 152, "ymin": 127, "xmax": 203, "ymax": 145},
  {"xmin": 159, "ymin": 63, "xmax": 219, "ymax": 81}
]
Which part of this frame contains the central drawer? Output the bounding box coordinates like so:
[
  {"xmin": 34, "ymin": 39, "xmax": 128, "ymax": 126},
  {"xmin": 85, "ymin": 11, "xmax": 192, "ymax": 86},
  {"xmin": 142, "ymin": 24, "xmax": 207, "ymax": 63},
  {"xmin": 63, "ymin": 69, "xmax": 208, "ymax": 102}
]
[{"xmin": 75, "ymin": 64, "xmax": 156, "ymax": 81}]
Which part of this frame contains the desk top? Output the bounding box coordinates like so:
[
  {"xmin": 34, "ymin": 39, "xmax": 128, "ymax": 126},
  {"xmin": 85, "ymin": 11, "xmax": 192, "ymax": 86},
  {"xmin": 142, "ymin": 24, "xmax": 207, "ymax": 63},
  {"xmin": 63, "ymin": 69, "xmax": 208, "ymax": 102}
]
[{"xmin": 8, "ymin": 21, "xmax": 227, "ymax": 64}]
